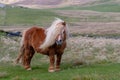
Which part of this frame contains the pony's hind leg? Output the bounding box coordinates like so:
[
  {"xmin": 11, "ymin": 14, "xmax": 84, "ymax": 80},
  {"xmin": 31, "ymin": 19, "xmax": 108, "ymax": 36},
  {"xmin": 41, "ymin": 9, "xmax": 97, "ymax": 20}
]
[{"xmin": 23, "ymin": 47, "xmax": 35, "ymax": 70}]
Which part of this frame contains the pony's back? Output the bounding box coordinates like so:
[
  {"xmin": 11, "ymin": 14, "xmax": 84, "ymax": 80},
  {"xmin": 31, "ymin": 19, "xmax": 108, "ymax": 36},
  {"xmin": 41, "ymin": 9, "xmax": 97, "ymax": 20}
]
[{"xmin": 21, "ymin": 27, "xmax": 46, "ymax": 48}]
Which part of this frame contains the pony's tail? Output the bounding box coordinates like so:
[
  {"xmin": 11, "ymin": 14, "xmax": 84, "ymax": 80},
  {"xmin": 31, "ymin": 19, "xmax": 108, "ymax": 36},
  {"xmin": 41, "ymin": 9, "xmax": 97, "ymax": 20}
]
[
  {"xmin": 15, "ymin": 44, "xmax": 25, "ymax": 64},
  {"xmin": 14, "ymin": 30, "xmax": 26, "ymax": 64}
]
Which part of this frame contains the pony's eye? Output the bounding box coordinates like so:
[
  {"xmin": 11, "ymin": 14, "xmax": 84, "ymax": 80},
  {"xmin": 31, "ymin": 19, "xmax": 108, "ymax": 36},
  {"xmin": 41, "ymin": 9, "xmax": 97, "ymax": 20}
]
[{"xmin": 63, "ymin": 31, "xmax": 65, "ymax": 33}]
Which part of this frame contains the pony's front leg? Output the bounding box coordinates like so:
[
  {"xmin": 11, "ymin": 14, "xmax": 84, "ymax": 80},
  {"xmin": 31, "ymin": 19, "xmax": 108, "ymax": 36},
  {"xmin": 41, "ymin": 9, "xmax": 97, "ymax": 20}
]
[
  {"xmin": 56, "ymin": 54, "xmax": 62, "ymax": 71},
  {"xmin": 48, "ymin": 55, "xmax": 55, "ymax": 72}
]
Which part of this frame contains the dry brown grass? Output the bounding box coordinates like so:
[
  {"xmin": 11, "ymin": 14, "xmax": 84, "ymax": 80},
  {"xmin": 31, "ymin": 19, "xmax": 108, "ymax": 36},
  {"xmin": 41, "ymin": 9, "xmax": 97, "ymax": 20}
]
[
  {"xmin": 69, "ymin": 22, "xmax": 120, "ymax": 35},
  {"xmin": 0, "ymin": 32, "xmax": 120, "ymax": 66},
  {"xmin": 0, "ymin": 36, "xmax": 20, "ymax": 63},
  {"xmin": 62, "ymin": 37, "xmax": 120, "ymax": 65}
]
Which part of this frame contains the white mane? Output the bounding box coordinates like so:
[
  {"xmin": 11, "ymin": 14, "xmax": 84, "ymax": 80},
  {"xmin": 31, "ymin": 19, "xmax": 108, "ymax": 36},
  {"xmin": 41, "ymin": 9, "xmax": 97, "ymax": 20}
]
[{"xmin": 39, "ymin": 18, "xmax": 68, "ymax": 50}]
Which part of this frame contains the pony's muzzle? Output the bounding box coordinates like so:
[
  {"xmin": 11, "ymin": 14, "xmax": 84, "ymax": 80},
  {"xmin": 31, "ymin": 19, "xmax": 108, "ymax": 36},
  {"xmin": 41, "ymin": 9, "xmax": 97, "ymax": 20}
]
[{"xmin": 56, "ymin": 40, "xmax": 63, "ymax": 45}]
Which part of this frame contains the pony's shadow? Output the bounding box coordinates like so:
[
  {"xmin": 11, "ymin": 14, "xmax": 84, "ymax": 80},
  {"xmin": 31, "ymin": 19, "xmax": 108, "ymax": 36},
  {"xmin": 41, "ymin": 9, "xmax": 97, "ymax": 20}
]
[
  {"xmin": 32, "ymin": 66, "xmax": 45, "ymax": 70},
  {"xmin": 32, "ymin": 64, "xmax": 48, "ymax": 71},
  {"xmin": 61, "ymin": 62, "xmax": 88, "ymax": 70}
]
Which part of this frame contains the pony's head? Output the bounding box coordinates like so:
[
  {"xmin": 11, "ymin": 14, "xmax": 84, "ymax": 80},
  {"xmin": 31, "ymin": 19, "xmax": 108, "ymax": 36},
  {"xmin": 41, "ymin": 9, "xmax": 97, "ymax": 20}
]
[
  {"xmin": 40, "ymin": 18, "xmax": 69, "ymax": 50},
  {"xmin": 55, "ymin": 22, "xmax": 66, "ymax": 45}
]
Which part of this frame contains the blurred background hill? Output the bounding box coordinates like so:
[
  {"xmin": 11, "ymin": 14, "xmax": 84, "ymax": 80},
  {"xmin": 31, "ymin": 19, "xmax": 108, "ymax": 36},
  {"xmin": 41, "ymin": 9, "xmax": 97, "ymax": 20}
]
[{"xmin": 1, "ymin": 0, "xmax": 119, "ymax": 9}]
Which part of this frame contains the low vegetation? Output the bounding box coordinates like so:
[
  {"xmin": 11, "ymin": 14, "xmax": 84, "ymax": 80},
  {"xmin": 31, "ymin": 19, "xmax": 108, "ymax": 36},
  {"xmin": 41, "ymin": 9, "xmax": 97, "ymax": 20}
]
[{"xmin": 0, "ymin": 34, "xmax": 120, "ymax": 80}]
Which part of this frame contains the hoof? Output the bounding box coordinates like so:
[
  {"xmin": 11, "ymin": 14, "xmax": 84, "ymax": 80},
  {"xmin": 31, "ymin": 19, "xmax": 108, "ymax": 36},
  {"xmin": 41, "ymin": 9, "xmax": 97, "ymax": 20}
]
[
  {"xmin": 48, "ymin": 69, "xmax": 55, "ymax": 72},
  {"xmin": 25, "ymin": 66, "xmax": 32, "ymax": 71},
  {"xmin": 48, "ymin": 67, "xmax": 55, "ymax": 72},
  {"xmin": 26, "ymin": 67, "xmax": 32, "ymax": 71}
]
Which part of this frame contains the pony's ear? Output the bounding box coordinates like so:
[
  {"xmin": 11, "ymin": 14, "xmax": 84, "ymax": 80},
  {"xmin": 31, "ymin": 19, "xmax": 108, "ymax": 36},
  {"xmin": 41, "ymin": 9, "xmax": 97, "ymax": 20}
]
[{"xmin": 62, "ymin": 22, "xmax": 66, "ymax": 26}]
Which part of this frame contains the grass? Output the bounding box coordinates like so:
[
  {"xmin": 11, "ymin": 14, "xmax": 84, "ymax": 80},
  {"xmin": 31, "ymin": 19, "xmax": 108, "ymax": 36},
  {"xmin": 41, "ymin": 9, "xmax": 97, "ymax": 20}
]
[
  {"xmin": 1, "ymin": 6, "xmax": 59, "ymax": 26},
  {"xmin": 56, "ymin": 3, "xmax": 120, "ymax": 12},
  {"xmin": 0, "ymin": 62, "xmax": 120, "ymax": 80},
  {"xmin": 0, "ymin": 3, "xmax": 120, "ymax": 27},
  {"xmin": 0, "ymin": 72, "xmax": 8, "ymax": 78},
  {"xmin": 72, "ymin": 33, "xmax": 120, "ymax": 39},
  {"xmin": 1, "ymin": 35, "xmax": 120, "ymax": 80},
  {"xmin": 0, "ymin": 6, "xmax": 79, "ymax": 27},
  {"xmin": 80, "ymin": 3, "xmax": 120, "ymax": 12},
  {"xmin": 1, "ymin": 1, "xmax": 120, "ymax": 27}
]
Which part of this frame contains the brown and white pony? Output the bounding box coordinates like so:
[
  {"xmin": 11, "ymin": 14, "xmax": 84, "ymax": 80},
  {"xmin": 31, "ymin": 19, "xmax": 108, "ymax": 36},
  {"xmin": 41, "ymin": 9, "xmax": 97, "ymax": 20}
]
[{"xmin": 15, "ymin": 18, "xmax": 69, "ymax": 72}]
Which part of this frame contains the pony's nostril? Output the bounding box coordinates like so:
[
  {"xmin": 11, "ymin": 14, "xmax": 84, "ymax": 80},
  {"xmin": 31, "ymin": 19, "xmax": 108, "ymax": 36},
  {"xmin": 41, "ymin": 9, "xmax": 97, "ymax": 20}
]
[
  {"xmin": 59, "ymin": 40, "xmax": 62, "ymax": 42},
  {"xmin": 56, "ymin": 40, "xmax": 63, "ymax": 45}
]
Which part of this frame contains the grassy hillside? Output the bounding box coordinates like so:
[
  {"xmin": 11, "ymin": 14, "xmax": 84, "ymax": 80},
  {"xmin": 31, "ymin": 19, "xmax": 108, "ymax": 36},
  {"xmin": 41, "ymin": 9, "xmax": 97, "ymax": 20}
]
[
  {"xmin": 81, "ymin": 3, "xmax": 120, "ymax": 12},
  {"xmin": 55, "ymin": 0, "xmax": 120, "ymax": 12},
  {"xmin": 0, "ymin": 6, "xmax": 59, "ymax": 26},
  {"xmin": 0, "ymin": 6, "xmax": 79, "ymax": 27},
  {"xmin": 0, "ymin": 2, "xmax": 120, "ymax": 26},
  {"xmin": 0, "ymin": 0, "xmax": 120, "ymax": 26}
]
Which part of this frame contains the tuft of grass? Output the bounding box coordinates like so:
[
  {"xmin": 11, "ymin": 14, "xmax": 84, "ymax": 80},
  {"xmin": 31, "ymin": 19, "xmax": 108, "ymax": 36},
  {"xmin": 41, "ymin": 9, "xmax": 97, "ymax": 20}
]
[
  {"xmin": 0, "ymin": 30, "xmax": 6, "ymax": 37},
  {"xmin": 0, "ymin": 72, "xmax": 9, "ymax": 78},
  {"xmin": 12, "ymin": 76, "xmax": 21, "ymax": 80},
  {"xmin": 71, "ymin": 72, "xmax": 120, "ymax": 80}
]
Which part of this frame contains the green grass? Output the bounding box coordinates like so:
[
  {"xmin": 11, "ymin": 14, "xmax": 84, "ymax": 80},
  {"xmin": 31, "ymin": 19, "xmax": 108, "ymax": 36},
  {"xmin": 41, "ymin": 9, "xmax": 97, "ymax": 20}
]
[
  {"xmin": 56, "ymin": 3, "xmax": 120, "ymax": 12},
  {"xmin": 0, "ymin": 63, "xmax": 120, "ymax": 80},
  {"xmin": 81, "ymin": 3, "xmax": 120, "ymax": 12},
  {"xmin": 0, "ymin": 6, "xmax": 79, "ymax": 26},
  {"xmin": 1, "ymin": 6, "xmax": 59, "ymax": 26}
]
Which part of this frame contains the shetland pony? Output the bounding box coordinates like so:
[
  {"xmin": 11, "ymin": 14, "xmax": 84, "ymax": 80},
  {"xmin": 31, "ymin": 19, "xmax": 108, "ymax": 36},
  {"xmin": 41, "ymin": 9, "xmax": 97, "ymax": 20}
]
[{"xmin": 15, "ymin": 18, "xmax": 69, "ymax": 72}]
